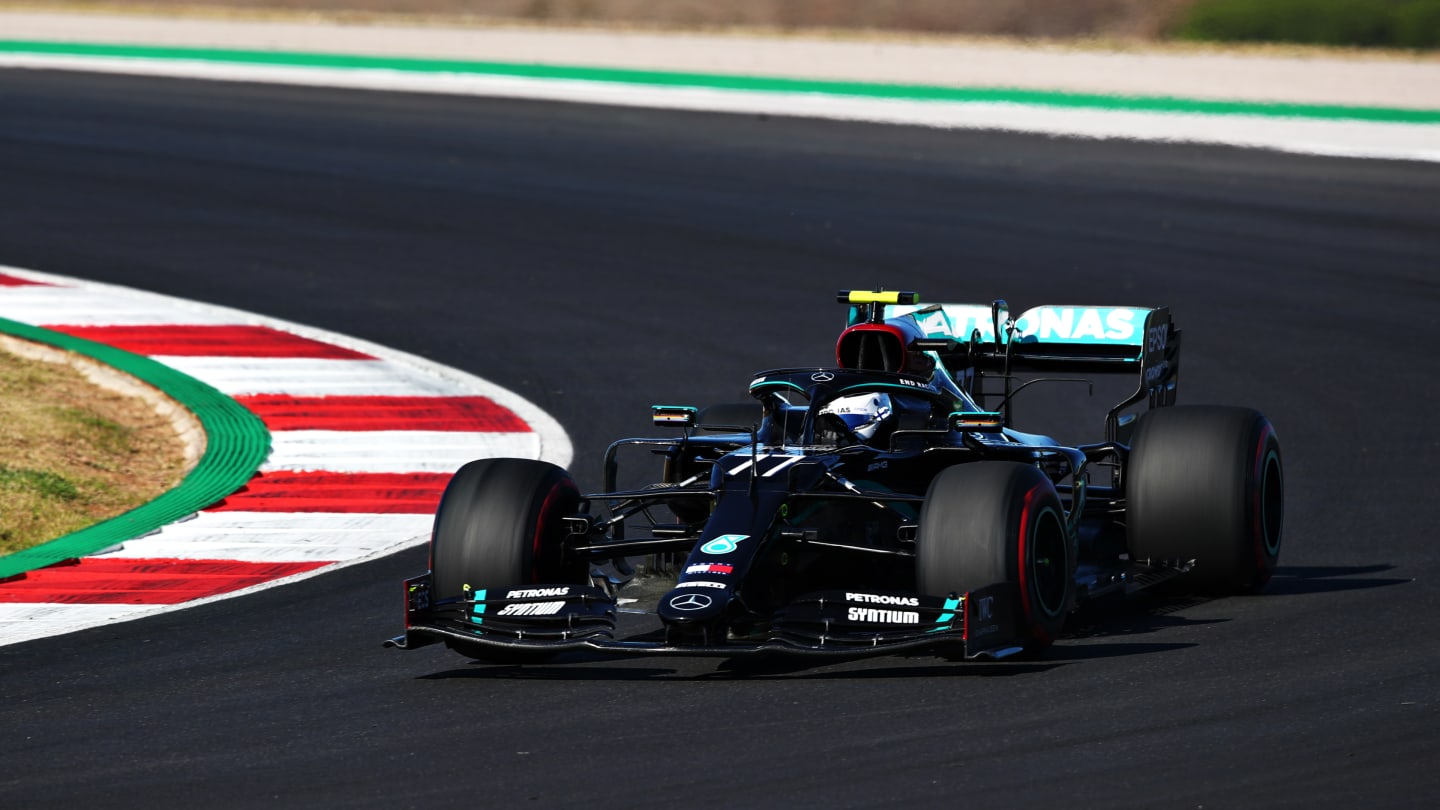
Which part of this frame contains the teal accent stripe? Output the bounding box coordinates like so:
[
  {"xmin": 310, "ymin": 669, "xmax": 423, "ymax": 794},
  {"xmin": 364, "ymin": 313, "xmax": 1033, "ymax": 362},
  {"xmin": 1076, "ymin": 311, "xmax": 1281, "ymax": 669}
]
[
  {"xmin": 0, "ymin": 318, "xmax": 271, "ymax": 580},
  {"xmin": 930, "ymin": 595, "xmax": 962, "ymax": 632},
  {"xmin": 2, "ymin": 40, "xmax": 1438, "ymax": 125},
  {"xmin": 471, "ymin": 589, "xmax": 486, "ymax": 627}
]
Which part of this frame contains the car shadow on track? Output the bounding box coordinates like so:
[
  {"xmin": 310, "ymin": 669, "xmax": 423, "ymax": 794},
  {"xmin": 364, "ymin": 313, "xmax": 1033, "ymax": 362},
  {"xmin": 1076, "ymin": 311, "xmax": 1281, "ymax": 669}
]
[
  {"xmin": 414, "ymin": 634, "xmax": 1197, "ymax": 681},
  {"xmin": 417, "ymin": 658, "xmax": 1069, "ymax": 681},
  {"xmin": 1263, "ymin": 564, "xmax": 1410, "ymax": 595},
  {"xmin": 1062, "ymin": 592, "xmax": 1222, "ymax": 638}
]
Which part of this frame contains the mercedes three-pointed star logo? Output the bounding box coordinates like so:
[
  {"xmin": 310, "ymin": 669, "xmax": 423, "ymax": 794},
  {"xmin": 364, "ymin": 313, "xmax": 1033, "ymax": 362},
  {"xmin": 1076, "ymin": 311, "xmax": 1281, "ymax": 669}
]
[
  {"xmin": 668, "ymin": 593, "xmax": 714, "ymax": 611},
  {"xmin": 811, "ymin": 371, "xmax": 836, "ymax": 382}
]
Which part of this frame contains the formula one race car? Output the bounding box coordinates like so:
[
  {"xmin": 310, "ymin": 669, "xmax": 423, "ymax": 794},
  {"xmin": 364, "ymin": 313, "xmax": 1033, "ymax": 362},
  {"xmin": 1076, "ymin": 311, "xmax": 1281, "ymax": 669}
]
[{"xmin": 387, "ymin": 291, "xmax": 1284, "ymax": 664}]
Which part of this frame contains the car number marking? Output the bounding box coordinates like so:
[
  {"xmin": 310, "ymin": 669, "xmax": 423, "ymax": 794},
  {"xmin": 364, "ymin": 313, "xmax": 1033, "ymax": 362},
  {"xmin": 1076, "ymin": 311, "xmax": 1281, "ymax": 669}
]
[{"xmin": 727, "ymin": 454, "xmax": 803, "ymax": 478}]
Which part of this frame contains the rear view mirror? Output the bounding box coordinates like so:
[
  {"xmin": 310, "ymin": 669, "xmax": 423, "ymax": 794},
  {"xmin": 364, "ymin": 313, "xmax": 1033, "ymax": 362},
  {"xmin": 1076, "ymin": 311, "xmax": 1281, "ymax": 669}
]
[
  {"xmin": 651, "ymin": 405, "xmax": 697, "ymax": 428},
  {"xmin": 950, "ymin": 411, "xmax": 1004, "ymax": 432}
]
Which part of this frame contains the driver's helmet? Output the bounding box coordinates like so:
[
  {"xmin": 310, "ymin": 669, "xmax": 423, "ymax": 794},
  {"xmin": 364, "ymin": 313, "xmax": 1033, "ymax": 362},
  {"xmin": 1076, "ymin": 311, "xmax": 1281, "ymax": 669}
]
[{"xmin": 816, "ymin": 392, "xmax": 895, "ymax": 447}]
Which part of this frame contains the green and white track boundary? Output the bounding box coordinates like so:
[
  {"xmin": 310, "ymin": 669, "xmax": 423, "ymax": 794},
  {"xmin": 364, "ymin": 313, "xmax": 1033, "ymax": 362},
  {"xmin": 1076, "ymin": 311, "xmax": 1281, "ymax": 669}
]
[{"xmin": 1, "ymin": 40, "xmax": 1438, "ymax": 162}]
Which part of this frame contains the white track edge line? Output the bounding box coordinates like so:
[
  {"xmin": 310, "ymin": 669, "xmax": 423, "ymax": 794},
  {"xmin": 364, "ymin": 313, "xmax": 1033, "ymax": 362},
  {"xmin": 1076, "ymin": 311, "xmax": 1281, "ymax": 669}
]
[{"xmin": 1, "ymin": 54, "xmax": 1436, "ymax": 163}]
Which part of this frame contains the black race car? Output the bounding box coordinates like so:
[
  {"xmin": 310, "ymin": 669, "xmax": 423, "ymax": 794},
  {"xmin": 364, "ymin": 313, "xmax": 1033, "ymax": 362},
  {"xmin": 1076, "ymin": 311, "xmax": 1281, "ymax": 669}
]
[{"xmin": 387, "ymin": 291, "xmax": 1283, "ymax": 663}]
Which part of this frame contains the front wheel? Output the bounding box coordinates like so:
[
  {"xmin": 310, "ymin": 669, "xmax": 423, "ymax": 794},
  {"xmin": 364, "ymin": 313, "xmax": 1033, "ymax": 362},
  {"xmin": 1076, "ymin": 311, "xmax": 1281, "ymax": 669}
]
[
  {"xmin": 1126, "ymin": 406, "xmax": 1284, "ymax": 594},
  {"xmin": 430, "ymin": 458, "xmax": 585, "ymax": 600},
  {"xmin": 429, "ymin": 458, "xmax": 586, "ymax": 664},
  {"xmin": 917, "ymin": 462, "xmax": 1073, "ymax": 650}
]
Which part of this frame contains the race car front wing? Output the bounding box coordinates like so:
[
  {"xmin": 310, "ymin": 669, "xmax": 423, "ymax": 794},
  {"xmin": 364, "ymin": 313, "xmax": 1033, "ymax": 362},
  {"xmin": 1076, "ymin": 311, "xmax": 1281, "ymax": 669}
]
[{"xmin": 385, "ymin": 575, "xmax": 1027, "ymax": 661}]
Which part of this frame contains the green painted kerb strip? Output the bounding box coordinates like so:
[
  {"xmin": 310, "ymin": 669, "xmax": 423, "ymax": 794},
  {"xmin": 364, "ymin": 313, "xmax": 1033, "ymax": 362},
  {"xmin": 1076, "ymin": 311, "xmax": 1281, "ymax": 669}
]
[
  {"xmin": 0, "ymin": 318, "xmax": 270, "ymax": 580},
  {"xmin": 3, "ymin": 40, "xmax": 1439, "ymax": 125}
]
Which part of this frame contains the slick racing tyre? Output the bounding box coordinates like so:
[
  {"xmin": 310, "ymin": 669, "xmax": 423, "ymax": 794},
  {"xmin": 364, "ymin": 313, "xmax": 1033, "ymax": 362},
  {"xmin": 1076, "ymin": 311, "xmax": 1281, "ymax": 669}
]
[
  {"xmin": 1126, "ymin": 406, "xmax": 1284, "ymax": 594},
  {"xmin": 918, "ymin": 462, "xmax": 1073, "ymax": 651},
  {"xmin": 430, "ymin": 458, "xmax": 584, "ymax": 601}
]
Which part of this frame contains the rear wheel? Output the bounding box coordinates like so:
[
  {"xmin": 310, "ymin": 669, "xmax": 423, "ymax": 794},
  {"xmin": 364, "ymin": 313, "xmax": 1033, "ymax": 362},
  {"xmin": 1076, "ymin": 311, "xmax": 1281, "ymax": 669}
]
[
  {"xmin": 917, "ymin": 462, "xmax": 1073, "ymax": 651},
  {"xmin": 1126, "ymin": 406, "xmax": 1284, "ymax": 594}
]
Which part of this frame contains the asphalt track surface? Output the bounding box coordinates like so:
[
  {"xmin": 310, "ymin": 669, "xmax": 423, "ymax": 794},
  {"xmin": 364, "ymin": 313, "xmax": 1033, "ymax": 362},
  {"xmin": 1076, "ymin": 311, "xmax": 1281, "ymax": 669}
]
[{"xmin": 1, "ymin": 69, "xmax": 1437, "ymax": 808}]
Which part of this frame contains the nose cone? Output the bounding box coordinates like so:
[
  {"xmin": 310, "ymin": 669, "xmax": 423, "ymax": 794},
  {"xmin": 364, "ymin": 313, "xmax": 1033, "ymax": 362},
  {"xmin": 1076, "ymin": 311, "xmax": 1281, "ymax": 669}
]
[{"xmin": 657, "ymin": 586, "xmax": 730, "ymax": 624}]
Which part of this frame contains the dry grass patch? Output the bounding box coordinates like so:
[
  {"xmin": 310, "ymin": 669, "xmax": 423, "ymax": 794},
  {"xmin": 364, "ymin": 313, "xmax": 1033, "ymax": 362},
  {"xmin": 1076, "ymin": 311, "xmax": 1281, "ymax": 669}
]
[{"xmin": 0, "ymin": 344, "xmax": 187, "ymax": 555}]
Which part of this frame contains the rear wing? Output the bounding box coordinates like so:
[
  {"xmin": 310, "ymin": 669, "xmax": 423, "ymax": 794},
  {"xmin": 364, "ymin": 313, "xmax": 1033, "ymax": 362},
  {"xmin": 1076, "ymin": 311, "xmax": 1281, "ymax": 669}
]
[{"xmin": 845, "ymin": 295, "xmax": 1180, "ymax": 442}]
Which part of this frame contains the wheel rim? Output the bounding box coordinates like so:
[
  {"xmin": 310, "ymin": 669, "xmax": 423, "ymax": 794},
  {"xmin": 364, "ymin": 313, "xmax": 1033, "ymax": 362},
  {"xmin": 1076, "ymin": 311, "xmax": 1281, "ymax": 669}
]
[
  {"xmin": 530, "ymin": 480, "xmax": 569, "ymax": 582},
  {"xmin": 1030, "ymin": 506, "xmax": 1069, "ymax": 618}
]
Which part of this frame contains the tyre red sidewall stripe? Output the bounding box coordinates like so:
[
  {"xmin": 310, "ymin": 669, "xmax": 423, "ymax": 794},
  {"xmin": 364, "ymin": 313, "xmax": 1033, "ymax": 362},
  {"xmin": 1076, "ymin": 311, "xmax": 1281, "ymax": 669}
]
[
  {"xmin": 1013, "ymin": 481, "xmax": 1036, "ymax": 639},
  {"xmin": 1251, "ymin": 422, "xmax": 1278, "ymax": 571},
  {"xmin": 529, "ymin": 479, "xmax": 574, "ymax": 583}
]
